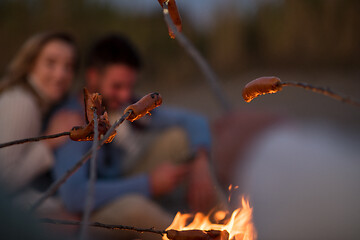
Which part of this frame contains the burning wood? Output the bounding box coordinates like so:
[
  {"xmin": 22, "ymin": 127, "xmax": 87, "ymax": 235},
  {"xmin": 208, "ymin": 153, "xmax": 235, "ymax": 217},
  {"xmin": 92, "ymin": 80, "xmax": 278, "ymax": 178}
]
[
  {"xmin": 39, "ymin": 194, "xmax": 254, "ymax": 240},
  {"xmin": 166, "ymin": 229, "xmax": 229, "ymax": 240},
  {"xmin": 163, "ymin": 198, "xmax": 256, "ymax": 240}
]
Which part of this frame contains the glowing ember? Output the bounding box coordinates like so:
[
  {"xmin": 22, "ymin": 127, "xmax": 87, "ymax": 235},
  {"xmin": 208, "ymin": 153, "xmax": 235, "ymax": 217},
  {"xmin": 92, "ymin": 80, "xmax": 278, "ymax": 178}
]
[{"xmin": 163, "ymin": 197, "xmax": 256, "ymax": 240}]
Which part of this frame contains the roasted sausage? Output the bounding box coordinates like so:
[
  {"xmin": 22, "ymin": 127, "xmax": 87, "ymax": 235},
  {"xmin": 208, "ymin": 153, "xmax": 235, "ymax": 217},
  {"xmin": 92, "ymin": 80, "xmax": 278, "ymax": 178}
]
[
  {"xmin": 158, "ymin": 0, "xmax": 182, "ymax": 38},
  {"xmin": 69, "ymin": 122, "xmax": 94, "ymax": 142},
  {"xmin": 124, "ymin": 92, "xmax": 163, "ymax": 122},
  {"xmin": 69, "ymin": 88, "xmax": 116, "ymax": 143},
  {"xmin": 69, "ymin": 119, "xmax": 116, "ymax": 143},
  {"xmin": 242, "ymin": 77, "xmax": 282, "ymax": 102}
]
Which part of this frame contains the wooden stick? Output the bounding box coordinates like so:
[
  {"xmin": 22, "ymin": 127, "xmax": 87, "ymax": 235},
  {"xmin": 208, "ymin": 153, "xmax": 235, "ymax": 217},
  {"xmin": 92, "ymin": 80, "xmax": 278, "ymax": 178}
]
[
  {"xmin": 79, "ymin": 110, "xmax": 99, "ymax": 240},
  {"xmin": 39, "ymin": 218, "xmax": 165, "ymax": 236},
  {"xmin": 0, "ymin": 132, "xmax": 70, "ymax": 149},
  {"xmin": 30, "ymin": 111, "xmax": 132, "ymax": 212},
  {"xmin": 40, "ymin": 218, "xmax": 230, "ymax": 240},
  {"xmin": 282, "ymin": 81, "xmax": 360, "ymax": 107},
  {"xmin": 162, "ymin": 2, "xmax": 232, "ymax": 111}
]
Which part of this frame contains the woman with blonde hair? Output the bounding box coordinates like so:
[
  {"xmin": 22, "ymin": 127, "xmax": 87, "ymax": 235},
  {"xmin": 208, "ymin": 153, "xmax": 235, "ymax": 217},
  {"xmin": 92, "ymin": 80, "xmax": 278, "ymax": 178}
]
[{"xmin": 0, "ymin": 32, "xmax": 79, "ymax": 195}]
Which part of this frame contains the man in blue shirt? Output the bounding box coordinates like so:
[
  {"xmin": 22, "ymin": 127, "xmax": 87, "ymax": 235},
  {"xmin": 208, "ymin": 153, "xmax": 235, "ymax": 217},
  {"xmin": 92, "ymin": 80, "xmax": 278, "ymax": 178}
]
[{"xmin": 52, "ymin": 34, "xmax": 217, "ymax": 239}]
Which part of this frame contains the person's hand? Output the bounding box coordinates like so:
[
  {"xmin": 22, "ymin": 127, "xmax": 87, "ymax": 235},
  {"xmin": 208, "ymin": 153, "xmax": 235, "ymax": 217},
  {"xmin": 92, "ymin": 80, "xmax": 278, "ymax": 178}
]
[
  {"xmin": 187, "ymin": 149, "xmax": 217, "ymax": 213},
  {"xmin": 150, "ymin": 162, "xmax": 189, "ymax": 197},
  {"xmin": 44, "ymin": 110, "xmax": 83, "ymax": 150}
]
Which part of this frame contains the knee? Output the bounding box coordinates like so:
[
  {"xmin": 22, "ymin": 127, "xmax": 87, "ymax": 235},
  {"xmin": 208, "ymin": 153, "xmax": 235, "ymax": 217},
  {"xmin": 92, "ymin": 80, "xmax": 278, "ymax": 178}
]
[
  {"xmin": 162, "ymin": 127, "xmax": 188, "ymax": 146},
  {"xmin": 110, "ymin": 194, "xmax": 164, "ymax": 220},
  {"xmin": 119, "ymin": 194, "xmax": 150, "ymax": 209},
  {"xmin": 92, "ymin": 194, "xmax": 172, "ymax": 233},
  {"xmin": 159, "ymin": 127, "xmax": 189, "ymax": 157}
]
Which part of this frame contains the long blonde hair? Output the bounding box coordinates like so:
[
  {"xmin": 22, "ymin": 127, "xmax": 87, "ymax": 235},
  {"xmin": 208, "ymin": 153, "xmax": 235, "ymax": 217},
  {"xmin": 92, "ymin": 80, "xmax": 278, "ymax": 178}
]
[{"xmin": 0, "ymin": 32, "xmax": 78, "ymax": 94}]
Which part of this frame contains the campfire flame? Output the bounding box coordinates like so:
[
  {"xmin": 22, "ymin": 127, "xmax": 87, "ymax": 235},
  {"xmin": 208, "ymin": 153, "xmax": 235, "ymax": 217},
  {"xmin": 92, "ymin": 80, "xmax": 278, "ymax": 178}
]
[{"xmin": 163, "ymin": 197, "xmax": 256, "ymax": 240}]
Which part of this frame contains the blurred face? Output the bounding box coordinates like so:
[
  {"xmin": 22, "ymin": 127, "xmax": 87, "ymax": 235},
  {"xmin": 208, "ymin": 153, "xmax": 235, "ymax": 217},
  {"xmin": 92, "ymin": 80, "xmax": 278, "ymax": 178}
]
[
  {"xmin": 31, "ymin": 40, "xmax": 75, "ymax": 102},
  {"xmin": 95, "ymin": 64, "xmax": 138, "ymax": 111}
]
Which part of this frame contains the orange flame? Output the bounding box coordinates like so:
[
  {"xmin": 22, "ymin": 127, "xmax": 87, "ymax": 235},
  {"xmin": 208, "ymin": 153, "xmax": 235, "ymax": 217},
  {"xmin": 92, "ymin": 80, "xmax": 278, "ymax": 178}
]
[{"xmin": 163, "ymin": 197, "xmax": 257, "ymax": 240}]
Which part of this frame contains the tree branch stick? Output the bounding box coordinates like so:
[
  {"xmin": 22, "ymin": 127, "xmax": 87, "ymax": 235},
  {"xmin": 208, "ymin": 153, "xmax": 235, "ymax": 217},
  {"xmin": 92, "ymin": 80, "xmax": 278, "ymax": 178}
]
[
  {"xmin": 162, "ymin": 3, "xmax": 231, "ymax": 111},
  {"xmin": 0, "ymin": 132, "xmax": 70, "ymax": 149},
  {"xmin": 40, "ymin": 218, "xmax": 230, "ymax": 240},
  {"xmin": 79, "ymin": 110, "xmax": 99, "ymax": 240},
  {"xmin": 39, "ymin": 218, "xmax": 165, "ymax": 236},
  {"xmin": 282, "ymin": 81, "xmax": 360, "ymax": 107},
  {"xmin": 30, "ymin": 110, "xmax": 132, "ymax": 212},
  {"xmin": 162, "ymin": 4, "xmax": 231, "ymax": 208}
]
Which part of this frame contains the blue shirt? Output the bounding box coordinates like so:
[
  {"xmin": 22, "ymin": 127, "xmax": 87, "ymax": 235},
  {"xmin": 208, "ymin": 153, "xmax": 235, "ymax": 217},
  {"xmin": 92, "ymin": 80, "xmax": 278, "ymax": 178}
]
[{"xmin": 53, "ymin": 96, "xmax": 211, "ymax": 213}]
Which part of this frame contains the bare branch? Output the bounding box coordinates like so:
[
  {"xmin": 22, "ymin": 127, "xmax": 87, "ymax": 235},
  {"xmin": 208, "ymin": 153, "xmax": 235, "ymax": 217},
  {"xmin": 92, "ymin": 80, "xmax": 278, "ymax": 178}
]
[
  {"xmin": 162, "ymin": 3, "xmax": 232, "ymax": 111},
  {"xmin": 40, "ymin": 218, "xmax": 229, "ymax": 240},
  {"xmin": 30, "ymin": 110, "xmax": 132, "ymax": 212},
  {"xmin": 0, "ymin": 132, "xmax": 70, "ymax": 149},
  {"xmin": 282, "ymin": 81, "xmax": 360, "ymax": 107},
  {"xmin": 39, "ymin": 218, "xmax": 165, "ymax": 236},
  {"xmin": 79, "ymin": 110, "xmax": 99, "ymax": 240}
]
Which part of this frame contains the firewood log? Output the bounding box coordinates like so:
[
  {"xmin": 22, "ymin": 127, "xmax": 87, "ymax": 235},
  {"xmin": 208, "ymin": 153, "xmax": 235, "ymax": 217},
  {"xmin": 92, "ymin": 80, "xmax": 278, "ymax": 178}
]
[{"xmin": 166, "ymin": 229, "xmax": 229, "ymax": 240}]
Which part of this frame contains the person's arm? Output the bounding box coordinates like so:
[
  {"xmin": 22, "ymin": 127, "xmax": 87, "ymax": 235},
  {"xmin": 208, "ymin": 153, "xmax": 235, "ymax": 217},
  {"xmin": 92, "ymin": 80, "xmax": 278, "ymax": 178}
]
[
  {"xmin": 53, "ymin": 140, "xmax": 150, "ymax": 213},
  {"xmin": 149, "ymin": 107, "xmax": 212, "ymax": 152},
  {"xmin": 0, "ymin": 90, "xmax": 53, "ymax": 190}
]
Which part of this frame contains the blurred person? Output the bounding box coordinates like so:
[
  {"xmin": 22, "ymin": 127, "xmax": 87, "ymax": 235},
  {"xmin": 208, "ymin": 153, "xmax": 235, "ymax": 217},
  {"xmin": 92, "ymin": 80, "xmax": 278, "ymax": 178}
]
[
  {"xmin": 53, "ymin": 34, "xmax": 219, "ymax": 240},
  {"xmin": 0, "ymin": 32, "xmax": 79, "ymax": 209}
]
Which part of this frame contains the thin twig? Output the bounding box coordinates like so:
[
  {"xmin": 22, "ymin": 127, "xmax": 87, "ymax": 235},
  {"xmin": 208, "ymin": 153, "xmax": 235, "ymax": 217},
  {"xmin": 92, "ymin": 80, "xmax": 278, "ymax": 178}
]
[
  {"xmin": 30, "ymin": 111, "xmax": 132, "ymax": 212},
  {"xmin": 162, "ymin": 3, "xmax": 232, "ymax": 111},
  {"xmin": 0, "ymin": 132, "xmax": 70, "ymax": 149},
  {"xmin": 162, "ymin": 3, "xmax": 231, "ymax": 210},
  {"xmin": 39, "ymin": 218, "xmax": 165, "ymax": 236},
  {"xmin": 79, "ymin": 110, "xmax": 99, "ymax": 240},
  {"xmin": 282, "ymin": 81, "xmax": 360, "ymax": 107}
]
